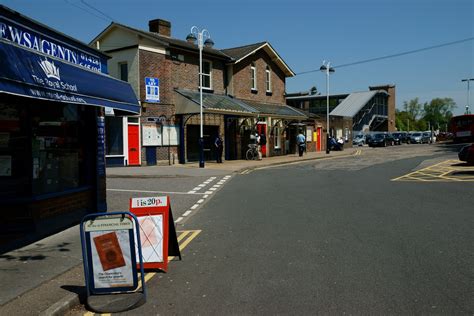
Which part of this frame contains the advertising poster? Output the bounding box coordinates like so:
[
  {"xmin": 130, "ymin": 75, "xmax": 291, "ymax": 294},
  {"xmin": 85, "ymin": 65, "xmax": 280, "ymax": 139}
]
[
  {"xmin": 0, "ymin": 156, "xmax": 12, "ymax": 176},
  {"xmin": 90, "ymin": 230, "xmax": 134, "ymax": 288},
  {"xmin": 135, "ymin": 215, "xmax": 164, "ymax": 263},
  {"xmin": 145, "ymin": 77, "xmax": 160, "ymax": 103}
]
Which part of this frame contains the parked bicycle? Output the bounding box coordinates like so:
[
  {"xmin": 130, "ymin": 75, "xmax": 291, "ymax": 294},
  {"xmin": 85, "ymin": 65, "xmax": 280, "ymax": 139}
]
[{"xmin": 245, "ymin": 144, "xmax": 259, "ymax": 160}]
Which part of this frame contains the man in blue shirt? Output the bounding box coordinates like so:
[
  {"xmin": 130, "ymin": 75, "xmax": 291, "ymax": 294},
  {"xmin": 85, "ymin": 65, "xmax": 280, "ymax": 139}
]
[{"xmin": 296, "ymin": 131, "xmax": 306, "ymax": 157}]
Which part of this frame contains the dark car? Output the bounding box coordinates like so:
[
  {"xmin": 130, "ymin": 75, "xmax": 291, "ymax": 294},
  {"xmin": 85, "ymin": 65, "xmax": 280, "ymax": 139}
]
[
  {"xmin": 390, "ymin": 132, "xmax": 405, "ymax": 145},
  {"xmin": 394, "ymin": 132, "xmax": 409, "ymax": 144},
  {"xmin": 458, "ymin": 143, "xmax": 474, "ymax": 164},
  {"xmin": 368, "ymin": 133, "xmax": 390, "ymax": 147},
  {"xmin": 410, "ymin": 132, "xmax": 423, "ymax": 144}
]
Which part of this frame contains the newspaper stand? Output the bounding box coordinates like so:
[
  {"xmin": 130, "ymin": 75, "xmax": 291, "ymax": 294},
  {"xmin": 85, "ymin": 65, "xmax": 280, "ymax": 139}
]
[
  {"xmin": 80, "ymin": 212, "xmax": 146, "ymax": 313},
  {"xmin": 129, "ymin": 196, "xmax": 181, "ymax": 272}
]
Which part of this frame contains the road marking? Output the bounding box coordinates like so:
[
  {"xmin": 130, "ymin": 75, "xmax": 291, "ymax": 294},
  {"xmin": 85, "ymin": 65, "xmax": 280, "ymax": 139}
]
[
  {"xmin": 108, "ymin": 189, "xmax": 205, "ymax": 195},
  {"xmin": 175, "ymin": 217, "xmax": 183, "ymax": 223},
  {"xmin": 183, "ymin": 210, "xmax": 192, "ymax": 216},
  {"xmin": 197, "ymin": 199, "xmax": 204, "ymax": 204},
  {"xmin": 190, "ymin": 204, "xmax": 199, "ymax": 210},
  {"xmin": 204, "ymin": 191, "xmax": 213, "ymax": 194},
  {"xmin": 392, "ymin": 159, "xmax": 474, "ymax": 182}
]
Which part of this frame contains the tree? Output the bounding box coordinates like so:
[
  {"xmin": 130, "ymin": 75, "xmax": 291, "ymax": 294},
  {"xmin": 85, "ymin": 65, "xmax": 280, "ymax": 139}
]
[
  {"xmin": 422, "ymin": 98, "xmax": 456, "ymax": 130},
  {"xmin": 403, "ymin": 98, "xmax": 423, "ymax": 121}
]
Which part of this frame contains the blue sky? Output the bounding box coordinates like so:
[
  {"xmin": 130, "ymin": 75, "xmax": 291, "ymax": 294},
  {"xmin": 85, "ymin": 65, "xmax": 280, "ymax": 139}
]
[{"xmin": 2, "ymin": 0, "xmax": 473, "ymax": 114}]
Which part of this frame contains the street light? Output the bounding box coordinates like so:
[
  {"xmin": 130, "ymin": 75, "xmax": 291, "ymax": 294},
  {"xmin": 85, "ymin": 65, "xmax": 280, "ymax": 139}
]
[
  {"xmin": 186, "ymin": 26, "xmax": 214, "ymax": 168},
  {"xmin": 320, "ymin": 61, "xmax": 335, "ymax": 154},
  {"xmin": 461, "ymin": 78, "xmax": 474, "ymax": 115}
]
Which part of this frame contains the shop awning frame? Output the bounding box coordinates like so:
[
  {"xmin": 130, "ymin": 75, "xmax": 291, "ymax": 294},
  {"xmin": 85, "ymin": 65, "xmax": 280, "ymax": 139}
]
[{"xmin": 0, "ymin": 40, "xmax": 140, "ymax": 115}]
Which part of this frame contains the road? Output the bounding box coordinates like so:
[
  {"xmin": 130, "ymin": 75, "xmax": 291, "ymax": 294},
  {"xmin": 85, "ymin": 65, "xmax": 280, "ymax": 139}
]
[{"xmin": 73, "ymin": 144, "xmax": 474, "ymax": 315}]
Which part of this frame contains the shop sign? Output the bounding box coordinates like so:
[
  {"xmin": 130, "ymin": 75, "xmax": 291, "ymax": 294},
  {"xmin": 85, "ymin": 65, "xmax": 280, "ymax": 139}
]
[
  {"xmin": 145, "ymin": 77, "xmax": 160, "ymax": 103},
  {"xmin": 0, "ymin": 17, "xmax": 104, "ymax": 72}
]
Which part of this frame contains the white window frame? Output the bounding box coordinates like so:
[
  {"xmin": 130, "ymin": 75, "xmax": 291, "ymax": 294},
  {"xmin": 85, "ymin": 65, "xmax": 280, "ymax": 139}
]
[
  {"xmin": 265, "ymin": 66, "xmax": 272, "ymax": 92},
  {"xmin": 200, "ymin": 60, "xmax": 212, "ymax": 90},
  {"xmin": 251, "ymin": 63, "xmax": 257, "ymax": 91},
  {"xmin": 274, "ymin": 126, "xmax": 281, "ymax": 149}
]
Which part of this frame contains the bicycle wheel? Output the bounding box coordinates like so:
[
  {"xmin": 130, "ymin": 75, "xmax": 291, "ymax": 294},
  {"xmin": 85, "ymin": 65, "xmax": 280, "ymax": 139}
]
[{"xmin": 246, "ymin": 149, "xmax": 254, "ymax": 160}]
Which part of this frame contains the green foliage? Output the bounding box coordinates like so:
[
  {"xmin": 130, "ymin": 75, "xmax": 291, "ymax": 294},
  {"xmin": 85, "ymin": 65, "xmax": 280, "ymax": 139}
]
[{"xmin": 398, "ymin": 97, "xmax": 456, "ymax": 131}]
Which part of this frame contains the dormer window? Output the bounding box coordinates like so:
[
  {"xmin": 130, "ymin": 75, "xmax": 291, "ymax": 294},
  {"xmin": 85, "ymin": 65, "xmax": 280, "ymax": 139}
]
[
  {"xmin": 251, "ymin": 62, "xmax": 257, "ymax": 91},
  {"xmin": 265, "ymin": 66, "xmax": 272, "ymax": 92}
]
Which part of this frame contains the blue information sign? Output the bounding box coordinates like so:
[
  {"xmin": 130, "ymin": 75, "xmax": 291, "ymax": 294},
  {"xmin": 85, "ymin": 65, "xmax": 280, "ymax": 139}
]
[{"xmin": 145, "ymin": 77, "xmax": 160, "ymax": 103}]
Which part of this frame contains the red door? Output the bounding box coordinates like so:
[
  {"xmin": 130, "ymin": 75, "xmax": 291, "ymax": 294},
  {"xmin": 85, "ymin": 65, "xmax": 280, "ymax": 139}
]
[
  {"xmin": 257, "ymin": 123, "xmax": 267, "ymax": 156},
  {"xmin": 317, "ymin": 127, "xmax": 322, "ymax": 151},
  {"xmin": 128, "ymin": 125, "xmax": 140, "ymax": 165}
]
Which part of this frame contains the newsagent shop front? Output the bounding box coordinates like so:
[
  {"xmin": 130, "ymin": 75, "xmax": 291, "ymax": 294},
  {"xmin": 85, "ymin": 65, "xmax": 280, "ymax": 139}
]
[{"xmin": 0, "ymin": 5, "xmax": 140, "ymax": 250}]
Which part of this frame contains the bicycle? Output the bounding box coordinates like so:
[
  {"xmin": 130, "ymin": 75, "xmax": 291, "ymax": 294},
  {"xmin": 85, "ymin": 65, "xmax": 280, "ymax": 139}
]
[{"xmin": 245, "ymin": 143, "xmax": 259, "ymax": 160}]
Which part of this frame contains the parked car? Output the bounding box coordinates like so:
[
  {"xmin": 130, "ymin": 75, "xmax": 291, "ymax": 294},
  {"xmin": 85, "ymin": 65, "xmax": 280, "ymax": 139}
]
[
  {"xmin": 422, "ymin": 132, "xmax": 432, "ymax": 143},
  {"xmin": 368, "ymin": 133, "xmax": 390, "ymax": 147},
  {"xmin": 458, "ymin": 143, "xmax": 474, "ymax": 164},
  {"xmin": 390, "ymin": 132, "xmax": 406, "ymax": 145},
  {"xmin": 410, "ymin": 132, "xmax": 423, "ymax": 144},
  {"xmin": 353, "ymin": 134, "xmax": 366, "ymax": 146}
]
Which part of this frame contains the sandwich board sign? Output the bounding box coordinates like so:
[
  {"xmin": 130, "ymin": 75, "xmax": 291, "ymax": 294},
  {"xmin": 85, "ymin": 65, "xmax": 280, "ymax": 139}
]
[
  {"xmin": 80, "ymin": 212, "xmax": 146, "ymax": 313},
  {"xmin": 130, "ymin": 196, "xmax": 181, "ymax": 272}
]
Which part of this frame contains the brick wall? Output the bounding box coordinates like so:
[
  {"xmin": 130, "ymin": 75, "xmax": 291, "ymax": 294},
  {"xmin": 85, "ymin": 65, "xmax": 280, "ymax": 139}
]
[{"xmin": 232, "ymin": 50, "xmax": 286, "ymax": 104}]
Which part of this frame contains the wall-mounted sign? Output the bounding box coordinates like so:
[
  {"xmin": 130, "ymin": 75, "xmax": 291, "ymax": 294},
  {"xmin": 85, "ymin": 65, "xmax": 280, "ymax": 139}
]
[
  {"xmin": 162, "ymin": 125, "xmax": 179, "ymax": 146},
  {"xmin": 142, "ymin": 124, "xmax": 162, "ymax": 146},
  {"xmin": 145, "ymin": 77, "xmax": 160, "ymax": 103}
]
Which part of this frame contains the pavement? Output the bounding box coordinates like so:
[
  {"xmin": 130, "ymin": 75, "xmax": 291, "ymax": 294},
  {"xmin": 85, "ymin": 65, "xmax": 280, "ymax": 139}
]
[{"xmin": 0, "ymin": 147, "xmax": 356, "ymax": 315}]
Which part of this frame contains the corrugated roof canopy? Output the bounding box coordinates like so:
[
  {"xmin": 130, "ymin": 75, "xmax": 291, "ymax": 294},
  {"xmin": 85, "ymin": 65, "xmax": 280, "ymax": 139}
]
[{"xmin": 330, "ymin": 91, "xmax": 388, "ymax": 117}]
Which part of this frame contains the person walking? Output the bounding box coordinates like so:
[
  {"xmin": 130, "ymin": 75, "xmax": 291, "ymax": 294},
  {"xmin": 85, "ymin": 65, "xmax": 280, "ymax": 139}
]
[
  {"xmin": 256, "ymin": 132, "xmax": 262, "ymax": 160},
  {"xmin": 296, "ymin": 131, "xmax": 306, "ymax": 157},
  {"xmin": 214, "ymin": 134, "xmax": 223, "ymax": 163}
]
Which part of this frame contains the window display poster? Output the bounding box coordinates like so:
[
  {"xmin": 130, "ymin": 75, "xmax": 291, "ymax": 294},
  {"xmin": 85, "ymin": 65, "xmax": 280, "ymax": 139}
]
[
  {"xmin": 0, "ymin": 133, "xmax": 9, "ymax": 148},
  {"xmin": 142, "ymin": 124, "xmax": 162, "ymax": 146},
  {"xmin": 0, "ymin": 156, "xmax": 12, "ymax": 176},
  {"xmin": 306, "ymin": 128, "xmax": 313, "ymax": 142},
  {"xmin": 90, "ymin": 230, "xmax": 134, "ymax": 288},
  {"xmin": 162, "ymin": 125, "xmax": 180, "ymax": 146}
]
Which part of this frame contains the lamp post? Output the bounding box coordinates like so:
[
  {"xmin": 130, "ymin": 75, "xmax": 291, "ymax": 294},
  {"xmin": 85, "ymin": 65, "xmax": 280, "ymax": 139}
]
[
  {"xmin": 186, "ymin": 26, "xmax": 214, "ymax": 168},
  {"xmin": 461, "ymin": 78, "xmax": 474, "ymax": 115},
  {"xmin": 320, "ymin": 61, "xmax": 335, "ymax": 154}
]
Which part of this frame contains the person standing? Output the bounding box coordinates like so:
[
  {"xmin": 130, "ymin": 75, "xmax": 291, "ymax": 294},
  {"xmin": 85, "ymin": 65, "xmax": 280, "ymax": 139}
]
[
  {"xmin": 296, "ymin": 131, "xmax": 306, "ymax": 157},
  {"xmin": 214, "ymin": 134, "xmax": 223, "ymax": 163},
  {"xmin": 256, "ymin": 133, "xmax": 262, "ymax": 160}
]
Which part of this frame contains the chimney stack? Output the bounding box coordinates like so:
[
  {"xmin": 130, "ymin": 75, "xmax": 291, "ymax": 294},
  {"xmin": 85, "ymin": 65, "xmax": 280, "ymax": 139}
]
[{"xmin": 149, "ymin": 19, "xmax": 171, "ymax": 37}]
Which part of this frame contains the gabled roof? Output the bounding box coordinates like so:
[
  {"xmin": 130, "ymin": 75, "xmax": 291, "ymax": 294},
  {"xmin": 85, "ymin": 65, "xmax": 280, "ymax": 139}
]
[
  {"xmin": 330, "ymin": 90, "xmax": 388, "ymax": 117},
  {"xmin": 222, "ymin": 42, "xmax": 295, "ymax": 77},
  {"xmin": 90, "ymin": 22, "xmax": 230, "ymax": 59}
]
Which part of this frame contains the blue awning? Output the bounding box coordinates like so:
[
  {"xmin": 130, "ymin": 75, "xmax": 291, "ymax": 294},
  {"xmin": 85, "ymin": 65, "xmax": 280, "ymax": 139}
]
[{"xmin": 0, "ymin": 40, "xmax": 140, "ymax": 114}]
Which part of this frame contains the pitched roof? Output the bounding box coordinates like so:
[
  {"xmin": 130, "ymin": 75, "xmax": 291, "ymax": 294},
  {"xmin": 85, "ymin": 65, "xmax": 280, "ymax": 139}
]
[
  {"xmin": 221, "ymin": 42, "xmax": 267, "ymax": 60},
  {"xmin": 330, "ymin": 91, "xmax": 388, "ymax": 117},
  {"xmin": 90, "ymin": 22, "xmax": 230, "ymax": 59},
  {"xmin": 222, "ymin": 42, "xmax": 295, "ymax": 77}
]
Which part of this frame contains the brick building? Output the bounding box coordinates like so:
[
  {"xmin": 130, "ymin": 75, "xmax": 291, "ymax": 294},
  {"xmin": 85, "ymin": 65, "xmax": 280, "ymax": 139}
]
[{"xmin": 91, "ymin": 19, "xmax": 313, "ymax": 166}]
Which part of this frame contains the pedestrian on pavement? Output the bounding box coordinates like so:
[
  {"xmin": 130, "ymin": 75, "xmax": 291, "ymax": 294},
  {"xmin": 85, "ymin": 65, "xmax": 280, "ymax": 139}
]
[
  {"xmin": 296, "ymin": 130, "xmax": 306, "ymax": 157},
  {"xmin": 256, "ymin": 132, "xmax": 262, "ymax": 160},
  {"xmin": 215, "ymin": 134, "xmax": 223, "ymax": 163}
]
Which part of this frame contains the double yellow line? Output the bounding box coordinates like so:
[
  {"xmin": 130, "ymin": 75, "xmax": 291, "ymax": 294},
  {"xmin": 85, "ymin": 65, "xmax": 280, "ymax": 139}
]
[{"xmin": 84, "ymin": 230, "xmax": 201, "ymax": 316}]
